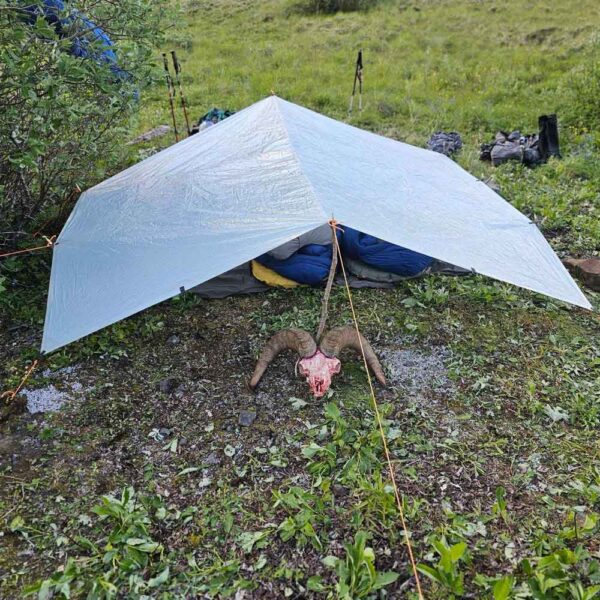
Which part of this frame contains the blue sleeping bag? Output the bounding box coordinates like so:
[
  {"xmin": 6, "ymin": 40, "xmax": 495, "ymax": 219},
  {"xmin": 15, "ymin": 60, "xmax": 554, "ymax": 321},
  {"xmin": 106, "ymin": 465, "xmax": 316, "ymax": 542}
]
[
  {"xmin": 340, "ymin": 228, "xmax": 433, "ymax": 277},
  {"xmin": 256, "ymin": 244, "xmax": 333, "ymax": 285}
]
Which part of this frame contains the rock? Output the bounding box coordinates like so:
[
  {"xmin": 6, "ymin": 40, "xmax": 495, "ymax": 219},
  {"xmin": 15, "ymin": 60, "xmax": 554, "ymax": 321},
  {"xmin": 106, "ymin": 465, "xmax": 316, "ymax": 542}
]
[
  {"xmin": 563, "ymin": 257, "xmax": 600, "ymax": 292},
  {"xmin": 332, "ymin": 484, "xmax": 350, "ymax": 497},
  {"xmin": 238, "ymin": 410, "xmax": 257, "ymax": 427},
  {"xmin": 158, "ymin": 378, "xmax": 178, "ymax": 394},
  {"xmin": 167, "ymin": 335, "xmax": 180, "ymax": 346},
  {"xmin": 126, "ymin": 124, "xmax": 171, "ymax": 145},
  {"xmin": 205, "ymin": 452, "xmax": 220, "ymax": 466}
]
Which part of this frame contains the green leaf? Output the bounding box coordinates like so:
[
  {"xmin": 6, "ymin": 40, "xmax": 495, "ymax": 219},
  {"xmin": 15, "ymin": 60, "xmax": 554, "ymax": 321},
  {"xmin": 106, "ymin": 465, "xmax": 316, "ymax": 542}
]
[
  {"xmin": 289, "ymin": 397, "xmax": 307, "ymax": 410},
  {"xmin": 148, "ymin": 566, "xmax": 170, "ymax": 588},
  {"xmin": 322, "ymin": 555, "xmax": 339, "ymax": 568},
  {"xmin": 238, "ymin": 530, "xmax": 271, "ymax": 553},
  {"xmin": 325, "ymin": 403, "xmax": 341, "ymax": 420},
  {"xmin": 493, "ymin": 575, "xmax": 515, "ymax": 600},
  {"xmin": 126, "ymin": 538, "xmax": 161, "ymax": 553},
  {"xmin": 163, "ymin": 438, "xmax": 178, "ymax": 453},
  {"xmin": 9, "ymin": 515, "xmax": 25, "ymax": 532},
  {"xmin": 254, "ymin": 555, "xmax": 267, "ymax": 571},
  {"xmin": 37, "ymin": 579, "xmax": 51, "ymax": 600},
  {"xmin": 373, "ymin": 571, "xmax": 400, "ymax": 590},
  {"xmin": 177, "ymin": 467, "xmax": 200, "ymax": 476},
  {"xmin": 307, "ymin": 576, "xmax": 326, "ymax": 592},
  {"xmin": 450, "ymin": 542, "xmax": 467, "ymax": 562},
  {"xmin": 417, "ymin": 564, "xmax": 445, "ymax": 585},
  {"xmin": 302, "ymin": 443, "xmax": 322, "ymax": 458}
]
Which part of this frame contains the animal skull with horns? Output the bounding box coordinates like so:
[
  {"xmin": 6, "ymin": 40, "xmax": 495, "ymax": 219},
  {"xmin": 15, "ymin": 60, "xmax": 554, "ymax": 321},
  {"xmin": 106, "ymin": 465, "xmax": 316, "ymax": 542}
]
[{"xmin": 249, "ymin": 327, "xmax": 386, "ymax": 398}]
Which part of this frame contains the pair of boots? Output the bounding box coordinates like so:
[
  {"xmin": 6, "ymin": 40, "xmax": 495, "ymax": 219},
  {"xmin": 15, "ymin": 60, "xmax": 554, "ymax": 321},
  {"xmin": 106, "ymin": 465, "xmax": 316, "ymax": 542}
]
[{"xmin": 538, "ymin": 114, "xmax": 561, "ymax": 160}]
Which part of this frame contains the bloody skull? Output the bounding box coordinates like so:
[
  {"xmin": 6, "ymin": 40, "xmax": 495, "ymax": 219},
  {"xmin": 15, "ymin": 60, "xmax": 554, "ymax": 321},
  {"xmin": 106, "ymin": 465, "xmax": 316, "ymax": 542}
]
[{"xmin": 298, "ymin": 350, "xmax": 341, "ymax": 398}]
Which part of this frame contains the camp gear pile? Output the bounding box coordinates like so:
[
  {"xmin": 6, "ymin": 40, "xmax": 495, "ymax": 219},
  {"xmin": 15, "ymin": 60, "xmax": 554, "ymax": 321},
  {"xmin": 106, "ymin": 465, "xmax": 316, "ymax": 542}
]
[
  {"xmin": 480, "ymin": 114, "xmax": 560, "ymax": 167},
  {"xmin": 194, "ymin": 227, "xmax": 461, "ymax": 297},
  {"xmin": 191, "ymin": 108, "xmax": 236, "ymax": 134},
  {"xmin": 427, "ymin": 132, "xmax": 463, "ymax": 156}
]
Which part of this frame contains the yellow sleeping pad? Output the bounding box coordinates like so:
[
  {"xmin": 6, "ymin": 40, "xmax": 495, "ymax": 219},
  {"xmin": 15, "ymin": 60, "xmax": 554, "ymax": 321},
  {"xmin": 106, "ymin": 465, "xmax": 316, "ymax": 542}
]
[{"xmin": 251, "ymin": 260, "xmax": 300, "ymax": 288}]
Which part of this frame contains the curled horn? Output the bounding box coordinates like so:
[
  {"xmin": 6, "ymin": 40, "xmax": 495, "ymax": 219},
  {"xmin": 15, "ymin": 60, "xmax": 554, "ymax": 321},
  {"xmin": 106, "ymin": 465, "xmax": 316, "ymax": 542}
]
[
  {"xmin": 319, "ymin": 326, "xmax": 386, "ymax": 386},
  {"xmin": 249, "ymin": 329, "xmax": 316, "ymax": 389}
]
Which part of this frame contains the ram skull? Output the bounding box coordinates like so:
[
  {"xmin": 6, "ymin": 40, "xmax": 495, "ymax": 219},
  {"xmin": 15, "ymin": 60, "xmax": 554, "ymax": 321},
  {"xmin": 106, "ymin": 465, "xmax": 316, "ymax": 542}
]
[{"xmin": 249, "ymin": 327, "xmax": 386, "ymax": 398}]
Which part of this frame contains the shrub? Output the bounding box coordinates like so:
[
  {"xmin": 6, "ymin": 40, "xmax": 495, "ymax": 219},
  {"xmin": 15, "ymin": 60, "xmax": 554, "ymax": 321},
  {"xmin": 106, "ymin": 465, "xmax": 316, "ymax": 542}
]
[
  {"xmin": 290, "ymin": 0, "xmax": 380, "ymax": 15},
  {"xmin": 0, "ymin": 1, "xmax": 165, "ymax": 249}
]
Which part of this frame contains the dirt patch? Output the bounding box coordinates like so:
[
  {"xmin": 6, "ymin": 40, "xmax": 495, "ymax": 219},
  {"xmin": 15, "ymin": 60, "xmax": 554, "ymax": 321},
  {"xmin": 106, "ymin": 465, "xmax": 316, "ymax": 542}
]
[
  {"xmin": 21, "ymin": 365, "xmax": 89, "ymax": 413},
  {"xmin": 380, "ymin": 339, "xmax": 453, "ymax": 394}
]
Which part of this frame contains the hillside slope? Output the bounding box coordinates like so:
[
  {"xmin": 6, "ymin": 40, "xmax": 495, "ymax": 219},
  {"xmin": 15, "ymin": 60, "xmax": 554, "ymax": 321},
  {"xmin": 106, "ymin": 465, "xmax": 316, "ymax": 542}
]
[{"xmin": 1, "ymin": 1, "xmax": 599, "ymax": 598}]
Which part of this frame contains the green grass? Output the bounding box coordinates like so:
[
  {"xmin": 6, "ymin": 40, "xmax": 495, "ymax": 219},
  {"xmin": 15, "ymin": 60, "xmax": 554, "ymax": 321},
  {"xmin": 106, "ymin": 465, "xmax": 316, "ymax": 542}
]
[
  {"xmin": 1, "ymin": 0, "xmax": 600, "ymax": 598},
  {"xmin": 134, "ymin": 0, "xmax": 600, "ymax": 253}
]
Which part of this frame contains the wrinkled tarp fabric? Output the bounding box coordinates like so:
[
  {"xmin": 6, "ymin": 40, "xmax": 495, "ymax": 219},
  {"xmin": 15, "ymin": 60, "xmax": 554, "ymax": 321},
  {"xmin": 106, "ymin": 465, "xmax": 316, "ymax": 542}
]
[
  {"xmin": 340, "ymin": 227, "xmax": 434, "ymax": 278},
  {"xmin": 41, "ymin": 96, "xmax": 590, "ymax": 353}
]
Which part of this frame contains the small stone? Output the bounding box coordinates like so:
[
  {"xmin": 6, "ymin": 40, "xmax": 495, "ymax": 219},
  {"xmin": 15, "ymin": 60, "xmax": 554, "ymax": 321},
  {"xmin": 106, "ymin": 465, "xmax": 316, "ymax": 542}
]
[
  {"xmin": 238, "ymin": 410, "xmax": 257, "ymax": 427},
  {"xmin": 167, "ymin": 335, "xmax": 180, "ymax": 346},
  {"xmin": 158, "ymin": 378, "xmax": 177, "ymax": 393},
  {"xmin": 332, "ymin": 484, "xmax": 350, "ymax": 497},
  {"xmin": 205, "ymin": 452, "xmax": 220, "ymax": 465},
  {"xmin": 563, "ymin": 257, "xmax": 600, "ymax": 292}
]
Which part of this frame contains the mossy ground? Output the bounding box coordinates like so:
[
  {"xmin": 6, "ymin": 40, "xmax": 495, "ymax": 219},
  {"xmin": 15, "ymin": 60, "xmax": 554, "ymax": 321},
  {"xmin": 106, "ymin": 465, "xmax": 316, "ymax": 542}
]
[{"xmin": 1, "ymin": 0, "xmax": 600, "ymax": 598}]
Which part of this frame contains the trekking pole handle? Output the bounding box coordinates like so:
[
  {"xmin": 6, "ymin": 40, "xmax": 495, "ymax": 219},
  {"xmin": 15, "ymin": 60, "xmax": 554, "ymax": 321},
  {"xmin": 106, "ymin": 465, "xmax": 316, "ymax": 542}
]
[{"xmin": 171, "ymin": 50, "xmax": 181, "ymax": 74}]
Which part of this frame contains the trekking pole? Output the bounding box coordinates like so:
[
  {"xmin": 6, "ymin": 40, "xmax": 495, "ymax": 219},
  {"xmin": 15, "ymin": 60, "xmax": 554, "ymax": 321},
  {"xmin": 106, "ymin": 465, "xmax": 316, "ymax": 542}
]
[
  {"xmin": 162, "ymin": 53, "xmax": 179, "ymax": 142},
  {"xmin": 348, "ymin": 49, "xmax": 363, "ymax": 114},
  {"xmin": 170, "ymin": 50, "xmax": 191, "ymax": 136}
]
